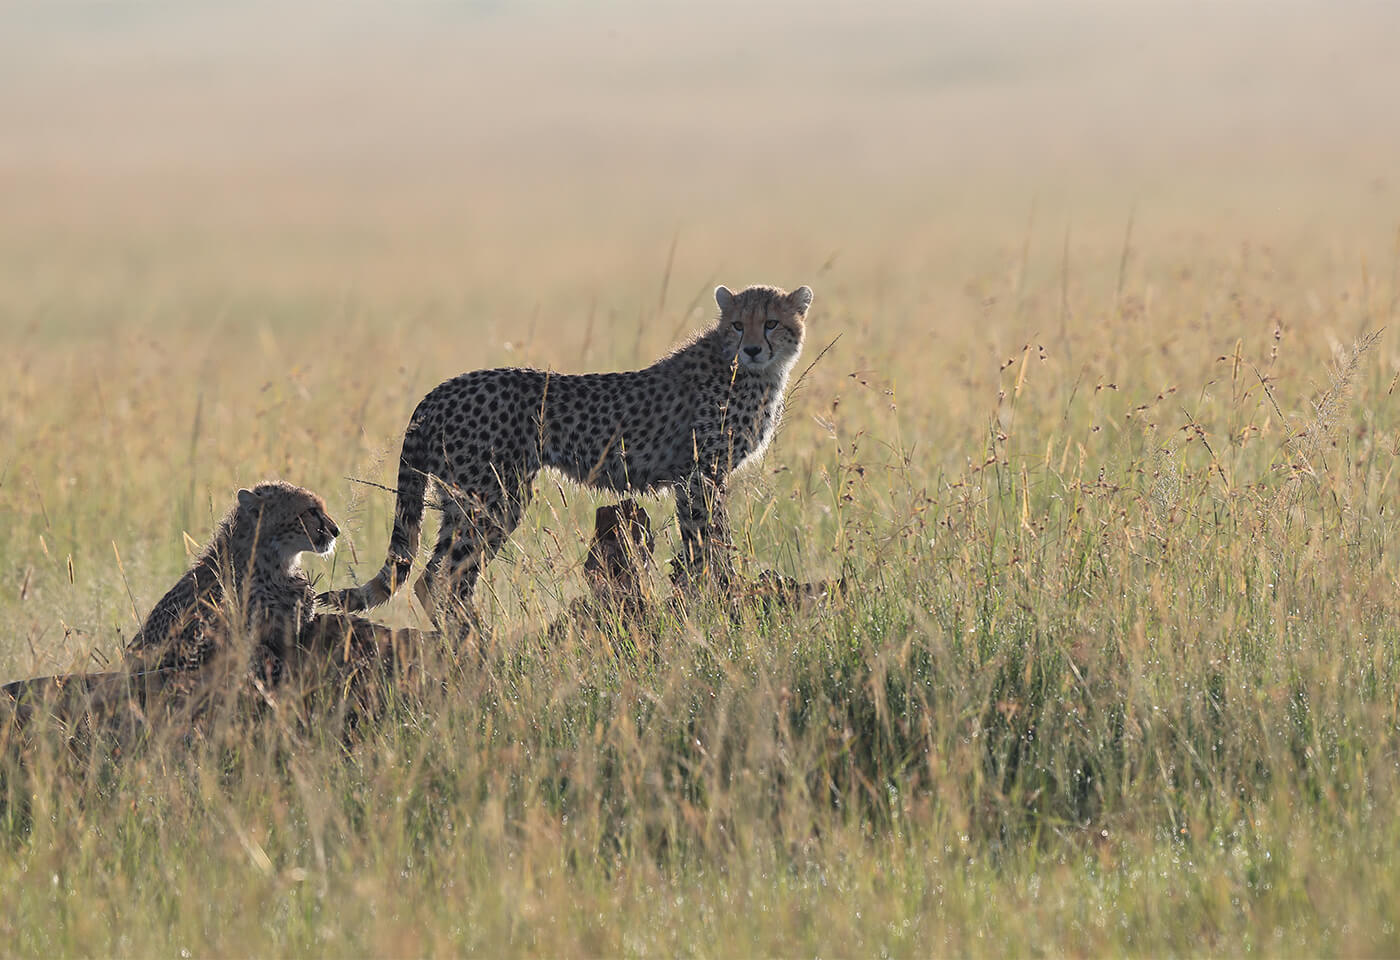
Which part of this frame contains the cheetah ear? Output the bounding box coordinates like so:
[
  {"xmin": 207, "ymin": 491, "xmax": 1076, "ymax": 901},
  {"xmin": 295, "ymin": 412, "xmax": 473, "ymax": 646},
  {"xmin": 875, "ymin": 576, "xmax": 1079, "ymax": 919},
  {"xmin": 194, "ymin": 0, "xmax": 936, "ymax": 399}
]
[
  {"xmin": 237, "ymin": 488, "xmax": 259, "ymax": 510},
  {"xmin": 788, "ymin": 285, "xmax": 813, "ymax": 314},
  {"xmin": 714, "ymin": 285, "xmax": 735, "ymax": 313}
]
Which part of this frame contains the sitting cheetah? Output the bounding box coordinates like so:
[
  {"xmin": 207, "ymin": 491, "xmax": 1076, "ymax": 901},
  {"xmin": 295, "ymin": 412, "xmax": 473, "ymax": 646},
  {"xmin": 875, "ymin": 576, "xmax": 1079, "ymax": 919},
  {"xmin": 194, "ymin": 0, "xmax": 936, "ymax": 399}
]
[
  {"xmin": 542, "ymin": 500, "xmax": 660, "ymax": 654},
  {"xmin": 123, "ymin": 481, "xmax": 339, "ymax": 701},
  {"xmin": 320, "ymin": 283, "xmax": 813, "ymax": 627},
  {"xmin": 583, "ymin": 499, "xmax": 656, "ymax": 613}
]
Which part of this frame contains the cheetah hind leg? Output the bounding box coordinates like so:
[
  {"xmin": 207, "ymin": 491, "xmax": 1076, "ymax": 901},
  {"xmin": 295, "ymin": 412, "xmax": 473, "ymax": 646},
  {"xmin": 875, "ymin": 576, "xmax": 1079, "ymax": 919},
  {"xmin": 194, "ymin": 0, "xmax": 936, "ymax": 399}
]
[
  {"xmin": 415, "ymin": 510, "xmax": 483, "ymax": 642},
  {"xmin": 417, "ymin": 484, "xmax": 533, "ymax": 645}
]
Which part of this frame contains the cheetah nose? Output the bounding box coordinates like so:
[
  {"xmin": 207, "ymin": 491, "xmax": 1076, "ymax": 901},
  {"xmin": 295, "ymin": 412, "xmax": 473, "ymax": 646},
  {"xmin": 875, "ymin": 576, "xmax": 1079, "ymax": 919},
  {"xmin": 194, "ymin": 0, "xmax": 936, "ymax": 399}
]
[{"xmin": 744, "ymin": 345, "xmax": 762, "ymax": 358}]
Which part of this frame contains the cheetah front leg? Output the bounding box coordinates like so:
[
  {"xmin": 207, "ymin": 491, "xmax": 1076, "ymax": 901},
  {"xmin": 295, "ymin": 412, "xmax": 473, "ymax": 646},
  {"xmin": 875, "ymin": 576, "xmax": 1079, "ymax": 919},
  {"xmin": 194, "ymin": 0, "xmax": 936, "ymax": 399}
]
[{"xmin": 673, "ymin": 471, "xmax": 735, "ymax": 592}]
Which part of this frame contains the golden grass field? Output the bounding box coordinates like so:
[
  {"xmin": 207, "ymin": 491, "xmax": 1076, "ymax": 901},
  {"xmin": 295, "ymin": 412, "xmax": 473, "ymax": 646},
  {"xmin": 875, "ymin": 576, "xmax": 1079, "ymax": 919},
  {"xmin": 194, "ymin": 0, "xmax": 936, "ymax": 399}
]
[{"xmin": 3, "ymin": 1, "xmax": 1400, "ymax": 954}]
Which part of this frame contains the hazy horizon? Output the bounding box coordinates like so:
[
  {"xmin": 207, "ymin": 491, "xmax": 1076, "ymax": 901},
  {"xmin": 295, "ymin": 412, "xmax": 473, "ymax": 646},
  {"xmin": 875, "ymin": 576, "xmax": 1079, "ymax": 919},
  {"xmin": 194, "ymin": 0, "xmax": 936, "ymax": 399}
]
[{"xmin": 3, "ymin": 1, "xmax": 1397, "ymax": 228}]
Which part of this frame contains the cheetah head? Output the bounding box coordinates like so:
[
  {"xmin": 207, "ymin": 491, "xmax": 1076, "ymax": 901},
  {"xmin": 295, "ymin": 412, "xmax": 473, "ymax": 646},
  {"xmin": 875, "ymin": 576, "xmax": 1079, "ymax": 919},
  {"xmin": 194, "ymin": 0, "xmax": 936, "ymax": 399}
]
[
  {"xmin": 235, "ymin": 481, "xmax": 340, "ymax": 572},
  {"xmin": 715, "ymin": 284, "xmax": 812, "ymax": 375}
]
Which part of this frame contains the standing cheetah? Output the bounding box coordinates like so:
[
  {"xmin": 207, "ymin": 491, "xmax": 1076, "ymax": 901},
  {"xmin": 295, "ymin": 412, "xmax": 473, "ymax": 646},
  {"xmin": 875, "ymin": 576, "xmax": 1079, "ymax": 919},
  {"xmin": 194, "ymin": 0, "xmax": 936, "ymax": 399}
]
[
  {"xmin": 320, "ymin": 283, "xmax": 813, "ymax": 627},
  {"xmin": 124, "ymin": 481, "xmax": 339, "ymax": 696}
]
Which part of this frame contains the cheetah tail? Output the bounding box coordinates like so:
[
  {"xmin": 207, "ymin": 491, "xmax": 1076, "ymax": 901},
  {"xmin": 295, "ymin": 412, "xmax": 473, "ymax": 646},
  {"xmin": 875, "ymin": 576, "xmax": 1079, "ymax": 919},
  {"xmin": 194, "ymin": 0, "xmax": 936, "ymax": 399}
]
[{"xmin": 318, "ymin": 439, "xmax": 427, "ymax": 612}]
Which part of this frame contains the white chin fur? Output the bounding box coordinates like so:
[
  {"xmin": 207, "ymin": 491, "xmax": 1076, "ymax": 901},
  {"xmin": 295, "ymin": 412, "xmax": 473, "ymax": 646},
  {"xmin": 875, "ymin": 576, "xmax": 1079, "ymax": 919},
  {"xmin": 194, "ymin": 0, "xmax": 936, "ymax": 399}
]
[{"xmin": 285, "ymin": 538, "xmax": 334, "ymax": 575}]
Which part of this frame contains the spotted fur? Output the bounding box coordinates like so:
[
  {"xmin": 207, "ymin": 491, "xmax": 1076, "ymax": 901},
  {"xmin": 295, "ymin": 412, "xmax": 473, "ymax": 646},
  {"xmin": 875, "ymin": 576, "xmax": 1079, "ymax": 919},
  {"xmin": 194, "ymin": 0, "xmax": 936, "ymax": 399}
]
[
  {"xmin": 123, "ymin": 481, "xmax": 339, "ymax": 690},
  {"xmin": 321, "ymin": 283, "xmax": 812, "ymax": 624}
]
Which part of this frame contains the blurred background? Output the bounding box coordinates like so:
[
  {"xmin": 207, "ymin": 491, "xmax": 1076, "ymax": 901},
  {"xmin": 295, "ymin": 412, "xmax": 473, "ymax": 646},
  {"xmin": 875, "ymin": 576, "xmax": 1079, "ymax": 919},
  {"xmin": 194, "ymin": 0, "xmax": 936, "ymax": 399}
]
[
  {"xmin": 3, "ymin": 0, "xmax": 1398, "ymax": 308},
  {"xmin": 2, "ymin": 0, "xmax": 1399, "ymax": 665},
  {"xmin": 5, "ymin": 9, "xmax": 1400, "ymax": 952}
]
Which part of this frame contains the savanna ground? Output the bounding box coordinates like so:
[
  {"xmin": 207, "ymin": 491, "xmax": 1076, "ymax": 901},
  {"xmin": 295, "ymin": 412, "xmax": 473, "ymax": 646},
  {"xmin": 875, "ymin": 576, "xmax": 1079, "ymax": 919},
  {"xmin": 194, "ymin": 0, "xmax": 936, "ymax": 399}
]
[{"xmin": 3, "ymin": 2, "xmax": 1400, "ymax": 954}]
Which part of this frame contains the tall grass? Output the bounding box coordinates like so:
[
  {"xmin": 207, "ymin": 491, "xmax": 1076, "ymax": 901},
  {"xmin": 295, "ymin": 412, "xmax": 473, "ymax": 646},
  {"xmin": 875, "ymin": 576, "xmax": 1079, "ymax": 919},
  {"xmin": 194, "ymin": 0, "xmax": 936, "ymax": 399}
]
[
  {"xmin": 5, "ymin": 3, "xmax": 1400, "ymax": 953},
  {"xmin": 3, "ymin": 211, "xmax": 1399, "ymax": 954}
]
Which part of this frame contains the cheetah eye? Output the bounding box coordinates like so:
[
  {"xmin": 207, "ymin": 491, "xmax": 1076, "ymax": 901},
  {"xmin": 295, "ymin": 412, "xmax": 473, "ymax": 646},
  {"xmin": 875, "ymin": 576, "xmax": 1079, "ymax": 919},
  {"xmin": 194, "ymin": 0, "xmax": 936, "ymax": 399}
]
[
  {"xmin": 731, "ymin": 321, "xmax": 743, "ymax": 332},
  {"xmin": 764, "ymin": 319, "xmax": 778, "ymax": 331}
]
